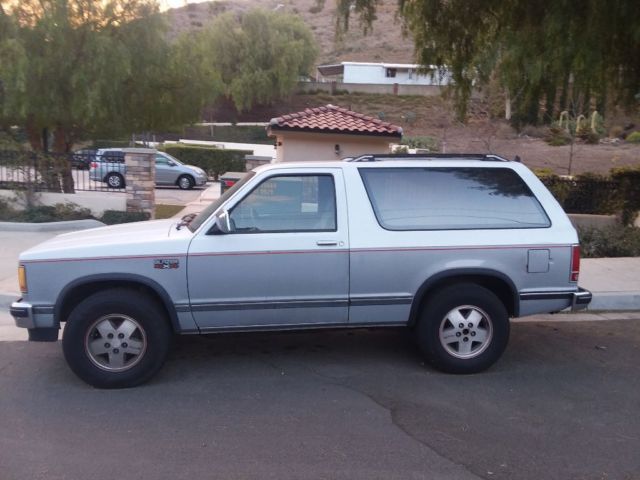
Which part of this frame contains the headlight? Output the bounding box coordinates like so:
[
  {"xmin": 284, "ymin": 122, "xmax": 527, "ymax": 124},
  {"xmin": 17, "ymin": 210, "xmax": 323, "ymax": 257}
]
[{"xmin": 18, "ymin": 265, "xmax": 27, "ymax": 293}]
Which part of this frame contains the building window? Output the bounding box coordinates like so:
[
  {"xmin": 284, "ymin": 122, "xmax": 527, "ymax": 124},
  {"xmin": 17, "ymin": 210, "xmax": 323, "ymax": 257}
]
[{"xmin": 385, "ymin": 68, "xmax": 397, "ymax": 78}]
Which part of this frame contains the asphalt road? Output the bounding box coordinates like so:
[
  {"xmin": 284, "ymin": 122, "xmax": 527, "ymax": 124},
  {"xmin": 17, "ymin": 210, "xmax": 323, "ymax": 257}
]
[{"xmin": 1, "ymin": 319, "xmax": 639, "ymax": 480}]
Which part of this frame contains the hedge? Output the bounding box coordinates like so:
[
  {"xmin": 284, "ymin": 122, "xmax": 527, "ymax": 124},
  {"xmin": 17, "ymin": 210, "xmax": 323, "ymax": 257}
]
[
  {"xmin": 538, "ymin": 167, "xmax": 640, "ymax": 225},
  {"xmin": 161, "ymin": 144, "xmax": 249, "ymax": 180}
]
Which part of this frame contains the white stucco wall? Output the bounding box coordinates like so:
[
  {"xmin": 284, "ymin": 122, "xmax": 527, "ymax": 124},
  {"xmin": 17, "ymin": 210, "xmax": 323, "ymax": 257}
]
[
  {"xmin": 271, "ymin": 131, "xmax": 396, "ymax": 163},
  {"xmin": 0, "ymin": 190, "xmax": 126, "ymax": 216}
]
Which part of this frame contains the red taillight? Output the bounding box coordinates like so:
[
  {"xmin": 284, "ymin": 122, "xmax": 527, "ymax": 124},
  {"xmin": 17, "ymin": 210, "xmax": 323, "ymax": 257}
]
[
  {"xmin": 570, "ymin": 245, "xmax": 580, "ymax": 282},
  {"xmin": 90, "ymin": 162, "xmax": 97, "ymax": 169},
  {"xmin": 224, "ymin": 180, "xmax": 235, "ymax": 187}
]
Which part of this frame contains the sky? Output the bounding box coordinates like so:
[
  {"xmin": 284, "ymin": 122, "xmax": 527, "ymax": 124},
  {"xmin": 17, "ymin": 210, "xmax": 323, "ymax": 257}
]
[{"xmin": 160, "ymin": 0, "xmax": 211, "ymax": 11}]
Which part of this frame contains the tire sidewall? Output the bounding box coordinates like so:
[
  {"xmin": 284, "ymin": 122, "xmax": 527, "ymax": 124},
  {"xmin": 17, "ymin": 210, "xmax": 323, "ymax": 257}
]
[
  {"xmin": 62, "ymin": 290, "xmax": 171, "ymax": 388},
  {"xmin": 417, "ymin": 283, "xmax": 510, "ymax": 374},
  {"xmin": 178, "ymin": 175, "xmax": 193, "ymax": 190},
  {"xmin": 107, "ymin": 173, "xmax": 123, "ymax": 188}
]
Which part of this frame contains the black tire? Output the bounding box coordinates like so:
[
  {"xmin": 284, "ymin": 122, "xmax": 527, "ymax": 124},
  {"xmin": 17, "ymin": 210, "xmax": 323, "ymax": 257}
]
[
  {"xmin": 62, "ymin": 289, "xmax": 172, "ymax": 388},
  {"xmin": 177, "ymin": 175, "xmax": 194, "ymax": 190},
  {"xmin": 416, "ymin": 283, "xmax": 509, "ymax": 374},
  {"xmin": 106, "ymin": 172, "xmax": 125, "ymax": 189}
]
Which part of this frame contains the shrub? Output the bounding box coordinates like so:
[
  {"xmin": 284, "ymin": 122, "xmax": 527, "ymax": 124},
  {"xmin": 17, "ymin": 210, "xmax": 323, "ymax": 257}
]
[
  {"xmin": 626, "ymin": 131, "xmax": 640, "ymax": 143},
  {"xmin": 100, "ymin": 210, "xmax": 150, "ymax": 225},
  {"xmin": 401, "ymin": 136, "xmax": 439, "ymax": 151},
  {"xmin": 546, "ymin": 126, "xmax": 571, "ymax": 146},
  {"xmin": 185, "ymin": 125, "xmax": 271, "ymax": 144},
  {"xmin": 609, "ymin": 125, "xmax": 625, "ymax": 138},
  {"xmin": 537, "ymin": 167, "xmax": 640, "ymax": 225},
  {"xmin": 610, "ymin": 166, "xmax": 640, "ymax": 225},
  {"xmin": 578, "ymin": 226, "xmax": 640, "ymax": 258},
  {"xmin": 0, "ymin": 201, "xmax": 93, "ymax": 223},
  {"xmin": 161, "ymin": 144, "xmax": 248, "ymax": 180}
]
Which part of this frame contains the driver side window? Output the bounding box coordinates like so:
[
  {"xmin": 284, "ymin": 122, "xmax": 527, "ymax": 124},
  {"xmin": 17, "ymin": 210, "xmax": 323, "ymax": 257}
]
[{"xmin": 229, "ymin": 175, "xmax": 336, "ymax": 233}]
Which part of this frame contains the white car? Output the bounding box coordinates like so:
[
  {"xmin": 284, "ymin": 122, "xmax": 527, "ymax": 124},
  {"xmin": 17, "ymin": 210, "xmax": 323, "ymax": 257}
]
[{"xmin": 12, "ymin": 153, "xmax": 591, "ymax": 388}]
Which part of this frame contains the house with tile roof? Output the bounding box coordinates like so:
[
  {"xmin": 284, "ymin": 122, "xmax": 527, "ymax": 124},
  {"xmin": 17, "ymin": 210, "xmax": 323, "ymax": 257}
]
[{"xmin": 267, "ymin": 104, "xmax": 403, "ymax": 163}]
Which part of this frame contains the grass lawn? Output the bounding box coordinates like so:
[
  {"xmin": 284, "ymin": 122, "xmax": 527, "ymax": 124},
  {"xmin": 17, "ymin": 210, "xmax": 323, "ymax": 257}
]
[{"xmin": 155, "ymin": 204, "xmax": 184, "ymax": 219}]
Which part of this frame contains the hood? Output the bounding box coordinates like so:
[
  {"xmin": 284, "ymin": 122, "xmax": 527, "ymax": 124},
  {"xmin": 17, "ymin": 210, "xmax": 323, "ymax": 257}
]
[
  {"xmin": 185, "ymin": 164, "xmax": 206, "ymax": 175},
  {"xmin": 20, "ymin": 219, "xmax": 191, "ymax": 262}
]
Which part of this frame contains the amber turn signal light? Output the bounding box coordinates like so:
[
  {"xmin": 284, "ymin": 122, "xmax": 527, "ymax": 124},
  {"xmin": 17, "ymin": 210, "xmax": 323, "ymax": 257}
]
[{"xmin": 18, "ymin": 265, "xmax": 27, "ymax": 293}]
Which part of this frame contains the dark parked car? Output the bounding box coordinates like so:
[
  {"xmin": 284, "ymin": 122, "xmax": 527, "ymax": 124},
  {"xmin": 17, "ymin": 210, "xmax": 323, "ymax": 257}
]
[{"xmin": 71, "ymin": 149, "xmax": 97, "ymax": 170}]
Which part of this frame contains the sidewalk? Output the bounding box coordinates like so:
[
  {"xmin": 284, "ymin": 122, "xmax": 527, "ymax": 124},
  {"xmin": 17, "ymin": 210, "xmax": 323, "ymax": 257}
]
[{"xmin": 171, "ymin": 181, "xmax": 221, "ymax": 219}]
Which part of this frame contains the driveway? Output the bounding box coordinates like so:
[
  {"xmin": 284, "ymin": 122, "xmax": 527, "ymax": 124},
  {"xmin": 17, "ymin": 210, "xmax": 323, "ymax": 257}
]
[{"xmin": 0, "ymin": 319, "xmax": 639, "ymax": 480}]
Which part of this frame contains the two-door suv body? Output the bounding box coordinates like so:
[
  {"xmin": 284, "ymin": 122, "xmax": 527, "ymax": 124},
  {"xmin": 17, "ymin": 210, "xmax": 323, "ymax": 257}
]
[{"xmin": 11, "ymin": 154, "xmax": 592, "ymax": 388}]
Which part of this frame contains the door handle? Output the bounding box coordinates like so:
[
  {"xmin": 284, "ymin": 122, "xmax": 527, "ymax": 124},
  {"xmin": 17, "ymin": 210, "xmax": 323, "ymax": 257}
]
[{"xmin": 316, "ymin": 240, "xmax": 338, "ymax": 246}]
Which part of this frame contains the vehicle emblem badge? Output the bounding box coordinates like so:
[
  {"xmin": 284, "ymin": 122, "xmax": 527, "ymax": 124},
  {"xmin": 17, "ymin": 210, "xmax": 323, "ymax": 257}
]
[{"xmin": 154, "ymin": 259, "xmax": 179, "ymax": 269}]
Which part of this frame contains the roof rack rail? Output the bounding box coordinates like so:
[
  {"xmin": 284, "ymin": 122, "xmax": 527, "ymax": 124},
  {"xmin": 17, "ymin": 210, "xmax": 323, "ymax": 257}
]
[{"xmin": 344, "ymin": 153, "xmax": 513, "ymax": 162}]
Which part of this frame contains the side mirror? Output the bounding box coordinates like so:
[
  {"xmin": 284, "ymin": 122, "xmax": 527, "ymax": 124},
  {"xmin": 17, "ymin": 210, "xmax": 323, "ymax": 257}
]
[
  {"xmin": 167, "ymin": 160, "xmax": 176, "ymax": 167},
  {"xmin": 211, "ymin": 210, "xmax": 231, "ymax": 234}
]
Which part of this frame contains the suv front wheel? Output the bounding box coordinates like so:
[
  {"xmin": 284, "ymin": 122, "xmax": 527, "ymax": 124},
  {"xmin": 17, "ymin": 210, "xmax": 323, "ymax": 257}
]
[
  {"xmin": 417, "ymin": 283, "xmax": 509, "ymax": 374},
  {"xmin": 62, "ymin": 289, "xmax": 172, "ymax": 388}
]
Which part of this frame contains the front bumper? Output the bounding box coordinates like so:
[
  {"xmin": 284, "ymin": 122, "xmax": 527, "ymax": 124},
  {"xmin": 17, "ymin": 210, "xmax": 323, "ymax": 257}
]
[
  {"xmin": 571, "ymin": 288, "xmax": 592, "ymax": 311},
  {"xmin": 10, "ymin": 299, "xmax": 34, "ymax": 329}
]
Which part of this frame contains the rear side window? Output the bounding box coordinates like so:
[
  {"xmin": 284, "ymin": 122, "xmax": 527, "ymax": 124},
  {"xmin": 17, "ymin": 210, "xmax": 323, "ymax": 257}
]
[{"xmin": 359, "ymin": 167, "xmax": 550, "ymax": 230}]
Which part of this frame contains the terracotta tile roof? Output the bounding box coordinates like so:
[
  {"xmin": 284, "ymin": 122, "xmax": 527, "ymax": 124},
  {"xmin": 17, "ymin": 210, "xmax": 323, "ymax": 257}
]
[{"xmin": 268, "ymin": 104, "xmax": 403, "ymax": 137}]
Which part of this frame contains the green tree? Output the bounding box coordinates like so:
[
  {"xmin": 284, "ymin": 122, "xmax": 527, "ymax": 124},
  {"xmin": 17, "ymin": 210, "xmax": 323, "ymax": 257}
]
[
  {"xmin": 201, "ymin": 8, "xmax": 318, "ymax": 112},
  {"xmin": 0, "ymin": 0, "xmax": 221, "ymax": 191},
  {"xmin": 329, "ymin": 0, "xmax": 640, "ymax": 124}
]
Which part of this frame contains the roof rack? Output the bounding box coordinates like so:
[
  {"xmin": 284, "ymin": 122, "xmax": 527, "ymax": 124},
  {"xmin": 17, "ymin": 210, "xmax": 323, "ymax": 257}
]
[{"xmin": 344, "ymin": 153, "xmax": 518, "ymax": 163}]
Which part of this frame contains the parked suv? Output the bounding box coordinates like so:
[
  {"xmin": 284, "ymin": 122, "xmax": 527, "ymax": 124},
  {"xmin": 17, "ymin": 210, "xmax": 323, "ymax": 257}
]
[
  {"xmin": 11, "ymin": 154, "xmax": 591, "ymax": 388},
  {"xmin": 89, "ymin": 149, "xmax": 207, "ymax": 189}
]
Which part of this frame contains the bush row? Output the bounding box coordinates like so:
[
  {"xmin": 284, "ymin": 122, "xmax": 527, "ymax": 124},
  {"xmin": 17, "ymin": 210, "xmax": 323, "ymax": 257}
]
[
  {"xmin": 537, "ymin": 167, "xmax": 640, "ymax": 225},
  {"xmin": 0, "ymin": 198, "xmax": 150, "ymax": 224},
  {"xmin": 183, "ymin": 125, "xmax": 272, "ymax": 145},
  {"xmin": 579, "ymin": 226, "xmax": 640, "ymax": 258},
  {"xmin": 161, "ymin": 144, "xmax": 248, "ymax": 180}
]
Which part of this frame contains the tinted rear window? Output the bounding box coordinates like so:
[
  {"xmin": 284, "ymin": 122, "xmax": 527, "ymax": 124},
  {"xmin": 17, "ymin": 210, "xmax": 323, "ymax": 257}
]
[{"xmin": 359, "ymin": 167, "xmax": 550, "ymax": 230}]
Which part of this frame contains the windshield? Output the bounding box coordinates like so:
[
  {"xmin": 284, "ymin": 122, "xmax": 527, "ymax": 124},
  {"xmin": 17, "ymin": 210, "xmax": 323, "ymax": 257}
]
[
  {"xmin": 187, "ymin": 171, "xmax": 256, "ymax": 232},
  {"xmin": 163, "ymin": 153, "xmax": 183, "ymax": 165}
]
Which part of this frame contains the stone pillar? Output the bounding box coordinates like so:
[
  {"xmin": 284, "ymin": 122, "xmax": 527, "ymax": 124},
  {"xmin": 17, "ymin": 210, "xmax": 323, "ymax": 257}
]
[{"xmin": 123, "ymin": 148, "xmax": 156, "ymax": 220}]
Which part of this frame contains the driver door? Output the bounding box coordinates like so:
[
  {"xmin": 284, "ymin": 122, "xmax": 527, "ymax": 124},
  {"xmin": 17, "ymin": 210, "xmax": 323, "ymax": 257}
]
[{"xmin": 187, "ymin": 168, "xmax": 349, "ymax": 331}]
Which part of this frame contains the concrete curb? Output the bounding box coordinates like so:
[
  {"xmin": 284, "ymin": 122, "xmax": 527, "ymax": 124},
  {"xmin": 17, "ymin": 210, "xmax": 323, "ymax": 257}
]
[
  {"xmin": 0, "ymin": 219, "xmax": 105, "ymax": 232},
  {"xmin": 588, "ymin": 292, "xmax": 640, "ymax": 311}
]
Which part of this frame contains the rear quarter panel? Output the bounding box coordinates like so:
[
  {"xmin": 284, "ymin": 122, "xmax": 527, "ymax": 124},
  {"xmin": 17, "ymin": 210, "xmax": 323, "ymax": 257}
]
[{"xmin": 342, "ymin": 162, "xmax": 579, "ymax": 323}]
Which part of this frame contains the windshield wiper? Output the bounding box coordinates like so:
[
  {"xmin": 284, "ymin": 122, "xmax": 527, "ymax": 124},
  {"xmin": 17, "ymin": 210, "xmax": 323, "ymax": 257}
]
[{"xmin": 176, "ymin": 213, "xmax": 197, "ymax": 230}]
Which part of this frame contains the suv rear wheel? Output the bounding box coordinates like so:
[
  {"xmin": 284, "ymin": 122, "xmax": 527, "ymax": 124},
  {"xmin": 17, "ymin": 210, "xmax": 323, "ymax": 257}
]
[
  {"xmin": 62, "ymin": 289, "xmax": 172, "ymax": 388},
  {"xmin": 417, "ymin": 283, "xmax": 509, "ymax": 374}
]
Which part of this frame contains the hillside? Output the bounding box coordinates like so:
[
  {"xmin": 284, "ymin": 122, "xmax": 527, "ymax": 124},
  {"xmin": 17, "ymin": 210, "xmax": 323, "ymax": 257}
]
[
  {"xmin": 165, "ymin": 1, "xmax": 640, "ymax": 176},
  {"xmin": 164, "ymin": 0, "xmax": 415, "ymax": 66}
]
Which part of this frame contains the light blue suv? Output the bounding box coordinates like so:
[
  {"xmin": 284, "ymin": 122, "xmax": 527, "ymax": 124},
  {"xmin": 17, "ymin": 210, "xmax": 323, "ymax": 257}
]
[{"xmin": 89, "ymin": 149, "xmax": 208, "ymax": 189}]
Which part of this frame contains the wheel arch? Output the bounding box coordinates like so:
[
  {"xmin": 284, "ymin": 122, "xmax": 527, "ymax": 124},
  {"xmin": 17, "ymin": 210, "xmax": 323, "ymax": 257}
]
[
  {"xmin": 55, "ymin": 274, "xmax": 181, "ymax": 333},
  {"xmin": 408, "ymin": 269, "xmax": 519, "ymax": 327}
]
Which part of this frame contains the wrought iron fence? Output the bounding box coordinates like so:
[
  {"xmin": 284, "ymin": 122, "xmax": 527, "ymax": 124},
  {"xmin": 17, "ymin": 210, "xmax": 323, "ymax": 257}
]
[
  {"xmin": 0, "ymin": 150, "xmax": 125, "ymax": 193},
  {"xmin": 540, "ymin": 177, "xmax": 623, "ymax": 214}
]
